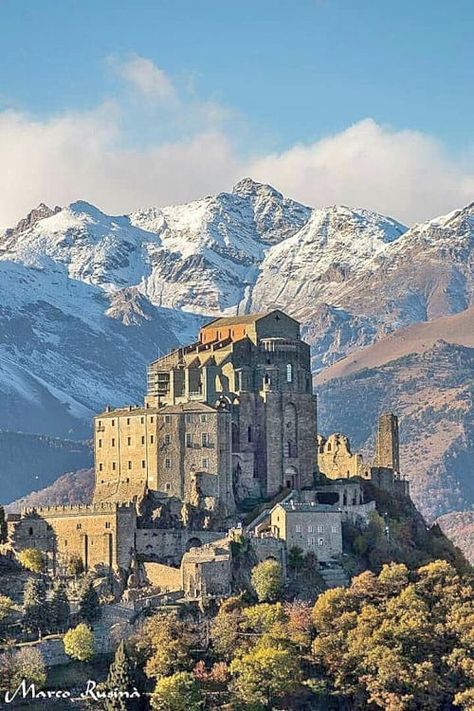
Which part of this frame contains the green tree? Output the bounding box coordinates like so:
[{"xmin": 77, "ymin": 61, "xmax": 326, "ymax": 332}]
[
  {"xmin": 0, "ymin": 595, "xmax": 15, "ymax": 625},
  {"xmin": 230, "ymin": 645, "xmax": 301, "ymax": 708},
  {"xmin": 64, "ymin": 623, "xmax": 94, "ymax": 661},
  {"xmin": 151, "ymin": 671, "xmax": 202, "ymax": 711},
  {"xmin": 0, "ymin": 647, "xmax": 47, "ymax": 692},
  {"xmin": 49, "ymin": 580, "xmax": 70, "ymax": 632},
  {"xmin": 23, "ymin": 578, "xmax": 48, "ymax": 638},
  {"xmin": 251, "ymin": 560, "xmax": 283, "ymax": 603},
  {"xmin": 66, "ymin": 553, "xmax": 84, "ymax": 577},
  {"xmin": 79, "ymin": 579, "xmax": 101, "ymax": 623},
  {"xmin": 18, "ymin": 548, "xmax": 45, "ymax": 574},
  {"xmin": 101, "ymin": 641, "xmax": 137, "ymax": 711}
]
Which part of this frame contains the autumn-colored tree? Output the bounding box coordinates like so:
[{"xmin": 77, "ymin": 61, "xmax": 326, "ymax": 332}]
[
  {"xmin": 210, "ymin": 603, "xmax": 243, "ymax": 660},
  {"xmin": 151, "ymin": 671, "xmax": 202, "ymax": 711},
  {"xmin": 138, "ymin": 613, "xmax": 196, "ymax": 680},
  {"xmin": 64, "ymin": 623, "xmax": 95, "ymax": 661},
  {"xmin": 0, "ymin": 647, "xmax": 47, "ymax": 692},
  {"xmin": 230, "ymin": 645, "xmax": 302, "ymax": 708},
  {"xmin": 251, "ymin": 559, "xmax": 283, "ymax": 602},
  {"xmin": 18, "ymin": 548, "xmax": 45, "ymax": 574}
]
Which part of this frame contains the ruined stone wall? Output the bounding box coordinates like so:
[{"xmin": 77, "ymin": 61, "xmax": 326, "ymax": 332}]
[
  {"xmin": 143, "ymin": 562, "xmax": 182, "ymax": 591},
  {"xmin": 317, "ymin": 433, "xmax": 364, "ymax": 480},
  {"xmin": 181, "ymin": 546, "xmax": 232, "ymax": 598},
  {"xmin": 136, "ymin": 528, "xmax": 225, "ymax": 565}
]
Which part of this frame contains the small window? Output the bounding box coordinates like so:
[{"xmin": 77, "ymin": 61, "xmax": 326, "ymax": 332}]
[
  {"xmin": 286, "ymin": 363, "xmax": 293, "ymax": 383},
  {"xmin": 141, "ymin": 417, "xmax": 144, "ymax": 424},
  {"xmin": 186, "ymin": 433, "xmax": 193, "ymax": 448},
  {"xmin": 28, "ymin": 527, "xmax": 33, "ymax": 536},
  {"xmin": 99, "ymin": 463, "xmax": 103, "ymax": 472},
  {"xmin": 142, "ymin": 460, "xmax": 146, "ymax": 469},
  {"xmin": 76, "ymin": 523, "xmax": 82, "ymax": 530},
  {"xmin": 150, "ymin": 435, "xmax": 154, "ymax": 444},
  {"xmin": 185, "ymin": 414, "xmax": 193, "ymax": 424},
  {"xmin": 105, "ymin": 521, "xmax": 111, "ymax": 529},
  {"xmin": 308, "ymin": 536, "xmax": 315, "ymax": 545},
  {"xmin": 165, "ymin": 482, "xmax": 171, "ymax": 491},
  {"xmin": 111, "ymin": 419, "xmax": 115, "ymax": 427},
  {"xmin": 127, "ymin": 418, "xmax": 130, "ymax": 425},
  {"xmin": 318, "ymin": 538, "xmax": 324, "ymax": 546},
  {"xmin": 98, "ymin": 439, "xmax": 102, "ymax": 448},
  {"xmin": 202, "ymin": 458, "xmax": 209, "ymax": 469},
  {"xmin": 200, "ymin": 414, "xmax": 208, "ymax": 423},
  {"xmin": 112, "ymin": 462, "xmax": 116, "ymax": 470},
  {"xmin": 295, "ymin": 524, "xmax": 302, "ymax": 533},
  {"xmin": 111, "ymin": 438, "xmax": 116, "ymax": 447},
  {"xmin": 164, "ymin": 434, "xmax": 171, "ymax": 445},
  {"xmin": 165, "ymin": 459, "xmax": 171, "ymax": 469},
  {"xmin": 202, "ymin": 433, "xmax": 210, "ymax": 447},
  {"xmin": 97, "ymin": 420, "xmax": 102, "ymax": 428},
  {"xmin": 331, "ymin": 525, "xmax": 338, "ymax": 534},
  {"xmin": 150, "ymin": 416, "xmax": 154, "ymax": 423},
  {"xmin": 317, "ymin": 525, "xmax": 323, "ymax": 533},
  {"xmin": 128, "ymin": 461, "xmax": 132, "ymax": 470},
  {"xmin": 64, "ymin": 540, "xmax": 68, "ymax": 547},
  {"xmin": 307, "ymin": 525, "xmax": 314, "ymax": 533},
  {"xmin": 165, "ymin": 415, "xmax": 171, "ymax": 424},
  {"xmin": 141, "ymin": 436, "xmax": 145, "ymax": 445},
  {"xmin": 127, "ymin": 436, "xmax": 132, "ymax": 446}
]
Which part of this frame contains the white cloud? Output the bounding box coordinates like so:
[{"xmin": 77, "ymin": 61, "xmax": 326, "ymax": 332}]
[
  {"xmin": 0, "ymin": 57, "xmax": 473, "ymax": 230},
  {"xmin": 117, "ymin": 55, "xmax": 176, "ymax": 103}
]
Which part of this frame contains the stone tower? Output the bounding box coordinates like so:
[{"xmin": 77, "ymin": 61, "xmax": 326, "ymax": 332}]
[{"xmin": 374, "ymin": 413, "xmax": 400, "ymax": 474}]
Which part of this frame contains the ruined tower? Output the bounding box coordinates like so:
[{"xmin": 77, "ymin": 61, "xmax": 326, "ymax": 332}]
[{"xmin": 374, "ymin": 413, "xmax": 400, "ymax": 475}]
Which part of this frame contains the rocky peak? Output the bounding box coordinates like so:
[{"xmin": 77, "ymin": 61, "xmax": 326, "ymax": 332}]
[
  {"xmin": 232, "ymin": 177, "xmax": 283, "ymax": 200},
  {"xmin": 8, "ymin": 203, "xmax": 61, "ymax": 237}
]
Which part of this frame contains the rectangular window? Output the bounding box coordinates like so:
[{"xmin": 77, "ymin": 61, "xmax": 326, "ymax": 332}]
[
  {"xmin": 141, "ymin": 417, "xmax": 144, "ymax": 424},
  {"xmin": 308, "ymin": 536, "xmax": 315, "ymax": 545},
  {"xmin": 331, "ymin": 525, "xmax": 338, "ymax": 534},
  {"xmin": 295, "ymin": 524, "xmax": 302, "ymax": 533},
  {"xmin": 99, "ymin": 463, "xmax": 103, "ymax": 471},
  {"xmin": 165, "ymin": 482, "xmax": 171, "ymax": 491},
  {"xmin": 127, "ymin": 418, "xmax": 130, "ymax": 425},
  {"xmin": 185, "ymin": 414, "xmax": 193, "ymax": 424},
  {"xmin": 202, "ymin": 432, "xmax": 210, "ymax": 447},
  {"xmin": 98, "ymin": 439, "xmax": 102, "ymax": 448},
  {"xmin": 307, "ymin": 525, "xmax": 314, "ymax": 533},
  {"xmin": 202, "ymin": 458, "xmax": 209, "ymax": 469},
  {"xmin": 111, "ymin": 419, "xmax": 115, "ymax": 426},
  {"xmin": 200, "ymin": 414, "xmax": 208, "ymax": 423},
  {"xmin": 127, "ymin": 436, "xmax": 132, "ymax": 446},
  {"xmin": 112, "ymin": 462, "xmax": 116, "ymax": 470},
  {"xmin": 150, "ymin": 416, "xmax": 154, "ymax": 423},
  {"xmin": 141, "ymin": 436, "xmax": 145, "ymax": 445},
  {"xmin": 128, "ymin": 461, "xmax": 132, "ymax": 469},
  {"xmin": 97, "ymin": 420, "xmax": 102, "ymax": 428},
  {"xmin": 186, "ymin": 433, "xmax": 193, "ymax": 448},
  {"xmin": 317, "ymin": 525, "xmax": 323, "ymax": 533},
  {"xmin": 105, "ymin": 522, "xmax": 111, "ymax": 529},
  {"xmin": 165, "ymin": 415, "xmax": 171, "ymax": 424},
  {"xmin": 111, "ymin": 438, "xmax": 116, "ymax": 447},
  {"xmin": 142, "ymin": 460, "xmax": 146, "ymax": 469},
  {"xmin": 318, "ymin": 538, "xmax": 324, "ymax": 546},
  {"xmin": 165, "ymin": 459, "xmax": 171, "ymax": 469},
  {"xmin": 164, "ymin": 434, "xmax": 171, "ymax": 445},
  {"xmin": 76, "ymin": 523, "xmax": 82, "ymax": 530},
  {"xmin": 150, "ymin": 435, "xmax": 154, "ymax": 444}
]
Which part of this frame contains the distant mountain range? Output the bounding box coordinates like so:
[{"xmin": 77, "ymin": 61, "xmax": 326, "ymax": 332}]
[{"xmin": 1, "ymin": 178, "xmax": 473, "ymax": 560}]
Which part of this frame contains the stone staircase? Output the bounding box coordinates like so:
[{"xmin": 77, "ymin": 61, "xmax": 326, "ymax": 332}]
[{"xmin": 320, "ymin": 565, "xmax": 349, "ymax": 588}]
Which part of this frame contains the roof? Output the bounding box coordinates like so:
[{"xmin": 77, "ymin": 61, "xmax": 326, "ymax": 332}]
[
  {"xmin": 97, "ymin": 401, "xmax": 218, "ymax": 418},
  {"xmin": 201, "ymin": 310, "xmax": 280, "ymax": 329},
  {"xmin": 274, "ymin": 502, "xmax": 342, "ymax": 514}
]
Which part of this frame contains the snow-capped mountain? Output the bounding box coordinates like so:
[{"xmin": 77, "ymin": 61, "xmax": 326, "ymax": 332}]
[{"xmin": 1, "ymin": 178, "xmax": 474, "ymax": 437}]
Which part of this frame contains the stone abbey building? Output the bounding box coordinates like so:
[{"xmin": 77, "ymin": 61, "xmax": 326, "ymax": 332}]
[{"xmin": 94, "ymin": 310, "xmax": 317, "ymax": 510}]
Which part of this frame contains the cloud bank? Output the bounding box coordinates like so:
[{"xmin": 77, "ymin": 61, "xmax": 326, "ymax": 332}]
[{"xmin": 0, "ymin": 55, "xmax": 473, "ymax": 229}]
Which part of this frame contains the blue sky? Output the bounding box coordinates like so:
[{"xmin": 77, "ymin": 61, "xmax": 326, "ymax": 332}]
[{"xmin": 0, "ymin": 0, "xmax": 473, "ymax": 227}]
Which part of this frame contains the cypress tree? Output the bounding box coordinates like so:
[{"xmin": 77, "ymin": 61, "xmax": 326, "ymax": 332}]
[
  {"xmin": 103, "ymin": 641, "xmax": 137, "ymax": 711},
  {"xmin": 23, "ymin": 578, "xmax": 48, "ymax": 638},
  {"xmin": 79, "ymin": 580, "xmax": 101, "ymax": 624},
  {"xmin": 0, "ymin": 506, "xmax": 7, "ymax": 544},
  {"xmin": 49, "ymin": 580, "xmax": 70, "ymax": 632}
]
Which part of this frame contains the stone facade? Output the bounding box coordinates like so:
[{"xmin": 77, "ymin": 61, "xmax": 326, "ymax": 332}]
[
  {"xmin": 7, "ymin": 502, "xmax": 136, "ymax": 573},
  {"xmin": 146, "ymin": 310, "xmax": 318, "ymax": 500},
  {"xmin": 317, "ymin": 433, "xmax": 364, "ymax": 478},
  {"xmin": 270, "ymin": 502, "xmax": 342, "ymax": 562},
  {"xmin": 181, "ymin": 543, "xmax": 232, "ymax": 598}
]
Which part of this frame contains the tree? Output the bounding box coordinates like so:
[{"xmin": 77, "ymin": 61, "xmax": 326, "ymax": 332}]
[
  {"xmin": 0, "ymin": 506, "xmax": 7, "ymax": 544},
  {"xmin": 79, "ymin": 579, "xmax": 101, "ymax": 623},
  {"xmin": 0, "ymin": 647, "xmax": 47, "ymax": 692},
  {"xmin": 251, "ymin": 560, "xmax": 283, "ymax": 603},
  {"xmin": 23, "ymin": 577, "xmax": 48, "ymax": 638},
  {"xmin": 49, "ymin": 581, "xmax": 70, "ymax": 632},
  {"xmin": 18, "ymin": 548, "xmax": 45, "ymax": 574},
  {"xmin": 151, "ymin": 671, "xmax": 202, "ymax": 711},
  {"xmin": 64, "ymin": 623, "xmax": 94, "ymax": 661},
  {"xmin": 138, "ymin": 613, "xmax": 196, "ymax": 680},
  {"xmin": 230, "ymin": 645, "xmax": 301, "ymax": 708},
  {"xmin": 0, "ymin": 595, "xmax": 15, "ymax": 625},
  {"xmin": 101, "ymin": 641, "xmax": 137, "ymax": 711},
  {"xmin": 66, "ymin": 553, "xmax": 84, "ymax": 577}
]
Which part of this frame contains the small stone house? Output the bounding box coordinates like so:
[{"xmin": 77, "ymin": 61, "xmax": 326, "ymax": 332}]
[{"xmin": 270, "ymin": 501, "xmax": 342, "ymax": 562}]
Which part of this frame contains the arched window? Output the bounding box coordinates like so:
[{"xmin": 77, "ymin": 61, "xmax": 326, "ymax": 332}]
[
  {"xmin": 286, "ymin": 363, "xmax": 293, "ymax": 383},
  {"xmin": 327, "ymin": 442, "xmax": 332, "ymax": 452}
]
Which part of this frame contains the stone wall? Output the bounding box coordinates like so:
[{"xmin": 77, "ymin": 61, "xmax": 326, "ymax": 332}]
[
  {"xmin": 143, "ymin": 562, "xmax": 182, "ymax": 592},
  {"xmin": 136, "ymin": 528, "xmax": 225, "ymax": 565}
]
